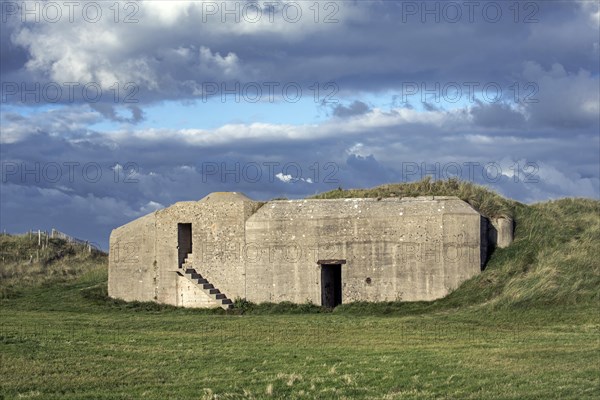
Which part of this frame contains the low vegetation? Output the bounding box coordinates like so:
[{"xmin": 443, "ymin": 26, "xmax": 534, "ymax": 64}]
[
  {"xmin": 0, "ymin": 233, "xmax": 106, "ymax": 299},
  {"xmin": 1, "ymin": 179, "xmax": 598, "ymax": 398},
  {"xmin": 311, "ymin": 177, "xmax": 517, "ymax": 219}
]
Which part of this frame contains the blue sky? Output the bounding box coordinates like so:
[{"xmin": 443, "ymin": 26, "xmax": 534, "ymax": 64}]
[{"xmin": 1, "ymin": 0, "xmax": 599, "ymax": 248}]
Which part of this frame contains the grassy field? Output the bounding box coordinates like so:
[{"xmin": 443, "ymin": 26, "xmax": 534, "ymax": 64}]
[
  {"xmin": 1, "ymin": 180, "xmax": 599, "ymax": 399},
  {"xmin": 1, "ymin": 276, "xmax": 598, "ymax": 399}
]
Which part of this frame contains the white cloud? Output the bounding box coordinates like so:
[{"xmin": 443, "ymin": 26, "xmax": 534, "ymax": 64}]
[
  {"xmin": 275, "ymin": 172, "xmax": 314, "ymax": 184},
  {"xmin": 140, "ymin": 200, "xmax": 164, "ymax": 214},
  {"xmin": 275, "ymin": 172, "xmax": 292, "ymax": 183}
]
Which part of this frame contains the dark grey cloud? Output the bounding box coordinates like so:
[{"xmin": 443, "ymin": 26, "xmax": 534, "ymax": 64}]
[
  {"xmin": 0, "ymin": 11, "xmax": 29, "ymax": 76},
  {"xmin": 332, "ymin": 100, "xmax": 370, "ymax": 118},
  {"xmin": 90, "ymin": 103, "xmax": 145, "ymax": 124},
  {"xmin": 470, "ymin": 101, "xmax": 527, "ymax": 128},
  {"xmin": 1, "ymin": 1, "xmax": 597, "ymax": 108},
  {"xmin": 422, "ymin": 102, "xmax": 440, "ymax": 112}
]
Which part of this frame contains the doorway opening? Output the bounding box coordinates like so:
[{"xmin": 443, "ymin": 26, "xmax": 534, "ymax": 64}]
[
  {"xmin": 319, "ymin": 260, "xmax": 345, "ymax": 308},
  {"xmin": 177, "ymin": 223, "xmax": 192, "ymax": 268}
]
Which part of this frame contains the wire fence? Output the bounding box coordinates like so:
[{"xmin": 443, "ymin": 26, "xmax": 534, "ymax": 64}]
[
  {"xmin": 1, "ymin": 229, "xmax": 104, "ymax": 253},
  {"xmin": 50, "ymin": 229, "xmax": 103, "ymax": 252}
]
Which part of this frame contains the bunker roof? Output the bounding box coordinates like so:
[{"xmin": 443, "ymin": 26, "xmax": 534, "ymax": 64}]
[
  {"xmin": 113, "ymin": 193, "xmax": 480, "ymax": 233},
  {"xmin": 253, "ymin": 195, "xmax": 479, "ymax": 219},
  {"xmin": 199, "ymin": 192, "xmax": 253, "ymax": 203}
]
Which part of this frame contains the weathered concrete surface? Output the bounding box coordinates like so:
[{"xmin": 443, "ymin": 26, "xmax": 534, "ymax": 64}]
[
  {"xmin": 175, "ymin": 274, "xmax": 220, "ymax": 308},
  {"xmin": 490, "ymin": 216, "xmax": 514, "ymax": 248},
  {"xmin": 244, "ymin": 196, "xmax": 481, "ymax": 303},
  {"xmin": 109, "ymin": 192, "xmax": 493, "ymax": 308},
  {"xmin": 109, "ymin": 192, "xmax": 259, "ymax": 307},
  {"xmin": 108, "ymin": 212, "xmax": 157, "ymax": 303}
]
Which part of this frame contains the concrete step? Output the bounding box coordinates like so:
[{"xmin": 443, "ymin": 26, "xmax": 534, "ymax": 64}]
[
  {"xmin": 186, "ymin": 276, "xmax": 207, "ymax": 285},
  {"xmin": 185, "ymin": 273, "xmax": 206, "ymax": 284},
  {"xmin": 182, "ymin": 267, "xmax": 232, "ymax": 310}
]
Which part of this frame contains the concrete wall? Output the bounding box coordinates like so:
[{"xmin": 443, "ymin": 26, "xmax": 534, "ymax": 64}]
[
  {"xmin": 244, "ymin": 196, "xmax": 481, "ymax": 303},
  {"xmin": 490, "ymin": 216, "xmax": 514, "ymax": 248},
  {"xmin": 108, "ymin": 212, "xmax": 158, "ymax": 302},
  {"xmin": 152, "ymin": 192, "xmax": 261, "ymax": 302},
  {"xmin": 175, "ymin": 274, "xmax": 220, "ymax": 308},
  {"xmin": 108, "ymin": 193, "xmax": 485, "ymax": 307},
  {"xmin": 109, "ymin": 192, "xmax": 260, "ymax": 307}
]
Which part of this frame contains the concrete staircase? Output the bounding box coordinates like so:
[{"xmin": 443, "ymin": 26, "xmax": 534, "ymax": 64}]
[{"xmin": 180, "ymin": 255, "xmax": 233, "ymax": 310}]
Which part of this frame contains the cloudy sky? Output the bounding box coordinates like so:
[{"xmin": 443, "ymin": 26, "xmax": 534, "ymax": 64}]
[{"xmin": 1, "ymin": 0, "xmax": 599, "ymax": 248}]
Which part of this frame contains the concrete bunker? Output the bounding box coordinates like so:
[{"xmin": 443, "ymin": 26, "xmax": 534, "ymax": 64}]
[{"xmin": 108, "ymin": 192, "xmax": 512, "ymax": 309}]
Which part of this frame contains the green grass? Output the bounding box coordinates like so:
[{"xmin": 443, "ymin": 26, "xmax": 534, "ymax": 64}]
[
  {"xmin": 1, "ymin": 280, "xmax": 598, "ymax": 399},
  {"xmin": 0, "ymin": 233, "xmax": 107, "ymax": 299},
  {"xmin": 1, "ymin": 180, "xmax": 599, "ymax": 398},
  {"xmin": 310, "ymin": 177, "xmax": 517, "ymax": 219}
]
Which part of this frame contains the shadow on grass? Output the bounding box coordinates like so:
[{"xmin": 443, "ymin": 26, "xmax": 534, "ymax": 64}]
[{"xmin": 80, "ymin": 282, "xmax": 445, "ymax": 316}]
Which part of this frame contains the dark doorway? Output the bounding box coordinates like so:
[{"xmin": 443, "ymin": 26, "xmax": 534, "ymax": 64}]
[
  {"xmin": 177, "ymin": 223, "xmax": 192, "ymax": 268},
  {"xmin": 321, "ymin": 264, "xmax": 342, "ymax": 308}
]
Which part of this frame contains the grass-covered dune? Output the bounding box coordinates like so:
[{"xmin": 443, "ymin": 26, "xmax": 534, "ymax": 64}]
[
  {"xmin": 1, "ymin": 179, "xmax": 598, "ymax": 399},
  {"xmin": 0, "ymin": 233, "xmax": 107, "ymax": 299}
]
